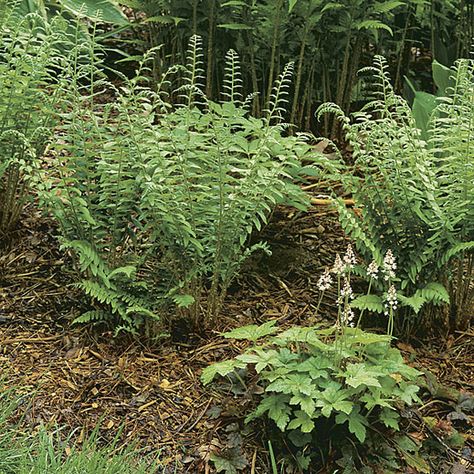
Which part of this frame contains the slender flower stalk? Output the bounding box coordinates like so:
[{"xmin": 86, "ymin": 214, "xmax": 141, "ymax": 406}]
[{"xmin": 385, "ymin": 284, "xmax": 398, "ymax": 336}]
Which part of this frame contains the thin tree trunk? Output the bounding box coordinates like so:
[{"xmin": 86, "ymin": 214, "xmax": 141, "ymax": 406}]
[
  {"xmin": 290, "ymin": 24, "xmax": 309, "ymax": 125},
  {"xmin": 266, "ymin": 0, "xmax": 284, "ymax": 109},
  {"xmin": 206, "ymin": 0, "xmax": 216, "ymax": 98}
]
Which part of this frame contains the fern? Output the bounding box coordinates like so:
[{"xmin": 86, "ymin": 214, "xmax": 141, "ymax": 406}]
[
  {"xmin": 182, "ymin": 34, "xmax": 205, "ymax": 107},
  {"xmin": 319, "ymin": 55, "xmax": 474, "ymax": 332},
  {"xmin": 44, "ymin": 34, "xmax": 332, "ymax": 334},
  {"xmin": 0, "ymin": 11, "xmax": 65, "ymax": 238}
]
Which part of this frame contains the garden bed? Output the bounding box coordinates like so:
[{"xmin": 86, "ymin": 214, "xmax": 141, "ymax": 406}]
[{"xmin": 1, "ymin": 203, "xmax": 472, "ymax": 473}]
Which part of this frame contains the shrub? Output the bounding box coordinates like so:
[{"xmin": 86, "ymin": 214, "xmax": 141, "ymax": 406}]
[
  {"xmin": 318, "ymin": 56, "xmax": 474, "ymax": 333},
  {"xmin": 43, "ymin": 35, "xmax": 333, "ymax": 333}
]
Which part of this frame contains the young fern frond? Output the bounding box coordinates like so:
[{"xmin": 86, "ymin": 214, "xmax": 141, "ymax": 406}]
[
  {"xmin": 265, "ymin": 61, "xmax": 294, "ymax": 123},
  {"xmin": 222, "ymin": 49, "xmax": 243, "ymax": 105},
  {"xmin": 182, "ymin": 34, "xmax": 205, "ymax": 106}
]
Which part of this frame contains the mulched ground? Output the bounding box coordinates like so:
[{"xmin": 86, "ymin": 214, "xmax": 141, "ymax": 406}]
[{"xmin": 0, "ymin": 203, "xmax": 473, "ymax": 473}]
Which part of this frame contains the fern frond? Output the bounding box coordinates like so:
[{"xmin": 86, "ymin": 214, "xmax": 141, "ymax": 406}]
[
  {"xmin": 265, "ymin": 62, "xmax": 294, "ymax": 123},
  {"xmin": 222, "ymin": 49, "xmax": 243, "ymax": 105},
  {"xmin": 183, "ymin": 34, "xmax": 205, "ymax": 106}
]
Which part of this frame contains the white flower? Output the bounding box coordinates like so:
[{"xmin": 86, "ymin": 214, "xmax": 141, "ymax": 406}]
[
  {"xmin": 383, "ymin": 249, "xmax": 397, "ymax": 280},
  {"xmin": 367, "ymin": 260, "xmax": 379, "ymax": 279},
  {"xmin": 338, "ymin": 278, "xmax": 354, "ymax": 303},
  {"xmin": 384, "ymin": 284, "xmax": 398, "ymax": 315},
  {"xmin": 341, "ymin": 307, "xmax": 355, "ymax": 326},
  {"xmin": 317, "ymin": 269, "xmax": 333, "ymax": 291},
  {"xmin": 343, "ymin": 244, "xmax": 356, "ymax": 269},
  {"xmin": 332, "ymin": 254, "xmax": 345, "ymax": 275}
]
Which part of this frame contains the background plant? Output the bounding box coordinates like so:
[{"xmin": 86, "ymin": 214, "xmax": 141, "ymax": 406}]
[
  {"xmin": 318, "ymin": 55, "xmax": 474, "ymax": 334},
  {"xmin": 118, "ymin": 0, "xmax": 471, "ymax": 135},
  {"xmin": 0, "ymin": 6, "xmax": 69, "ymax": 241}
]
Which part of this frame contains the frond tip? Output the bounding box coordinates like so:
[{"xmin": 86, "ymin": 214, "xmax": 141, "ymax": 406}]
[
  {"xmin": 265, "ymin": 62, "xmax": 294, "ymax": 123},
  {"xmin": 222, "ymin": 49, "xmax": 243, "ymax": 105}
]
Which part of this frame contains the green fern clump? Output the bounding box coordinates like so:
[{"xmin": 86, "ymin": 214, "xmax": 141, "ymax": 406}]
[
  {"xmin": 0, "ymin": 9, "xmax": 66, "ymax": 239},
  {"xmin": 318, "ymin": 56, "xmax": 474, "ymax": 333},
  {"xmin": 44, "ymin": 35, "xmax": 333, "ymax": 333}
]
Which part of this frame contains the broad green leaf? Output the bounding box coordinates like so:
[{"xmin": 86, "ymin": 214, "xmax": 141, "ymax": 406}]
[
  {"xmin": 432, "ymin": 60, "xmax": 454, "ymax": 96},
  {"xmin": 398, "ymin": 383, "xmax": 420, "ymax": 404},
  {"xmin": 343, "ymin": 363, "xmax": 383, "ymax": 389},
  {"xmin": 277, "ymin": 327, "xmax": 329, "ymax": 350},
  {"xmin": 223, "ymin": 320, "xmax": 278, "ymax": 342},
  {"xmin": 342, "ymin": 328, "xmax": 391, "ymax": 345},
  {"xmin": 287, "ymin": 410, "xmax": 315, "ymax": 433},
  {"xmin": 317, "ymin": 385, "xmax": 353, "ymax": 417},
  {"xmin": 236, "ymin": 349, "xmax": 279, "ymax": 373},
  {"xmin": 335, "ymin": 410, "xmax": 368, "ymax": 443},
  {"xmin": 379, "ymin": 408, "xmax": 400, "ymax": 430},
  {"xmin": 60, "ymin": 0, "xmax": 129, "ymax": 24},
  {"xmin": 249, "ymin": 394, "xmax": 292, "ymax": 431},
  {"xmin": 360, "ymin": 391, "xmax": 392, "ymax": 410},
  {"xmin": 266, "ymin": 374, "xmax": 316, "ymax": 397},
  {"xmin": 289, "ymin": 393, "xmax": 316, "ymax": 417},
  {"xmin": 201, "ymin": 360, "xmax": 244, "ymax": 385}
]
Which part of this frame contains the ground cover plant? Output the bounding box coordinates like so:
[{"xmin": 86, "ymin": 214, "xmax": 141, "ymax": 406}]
[{"xmin": 202, "ymin": 248, "xmax": 426, "ymax": 471}]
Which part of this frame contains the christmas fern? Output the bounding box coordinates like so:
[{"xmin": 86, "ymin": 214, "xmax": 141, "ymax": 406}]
[
  {"xmin": 44, "ymin": 35, "xmax": 332, "ymax": 334},
  {"xmin": 318, "ymin": 55, "xmax": 474, "ymax": 332}
]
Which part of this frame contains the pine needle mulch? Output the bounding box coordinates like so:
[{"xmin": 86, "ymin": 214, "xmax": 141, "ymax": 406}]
[{"xmin": 0, "ymin": 205, "xmax": 473, "ymax": 473}]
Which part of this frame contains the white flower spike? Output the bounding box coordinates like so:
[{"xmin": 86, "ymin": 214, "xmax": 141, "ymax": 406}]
[
  {"xmin": 367, "ymin": 260, "xmax": 379, "ymax": 279},
  {"xmin": 343, "ymin": 244, "xmax": 356, "ymax": 269},
  {"xmin": 383, "ymin": 249, "xmax": 397, "ymax": 280},
  {"xmin": 317, "ymin": 268, "xmax": 333, "ymax": 291},
  {"xmin": 384, "ymin": 284, "xmax": 398, "ymax": 315},
  {"xmin": 332, "ymin": 254, "xmax": 345, "ymax": 275}
]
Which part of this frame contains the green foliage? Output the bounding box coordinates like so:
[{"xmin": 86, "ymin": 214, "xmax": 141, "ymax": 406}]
[
  {"xmin": 123, "ymin": 0, "xmax": 469, "ymax": 133},
  {"xmin": 0, "ymin": 382, "xmax": 161, "ymax": 474},
  {"xmin": 0, "ymin": 7, "xmax": 66, "ymax": 239},
  {"xmin": 43, "ymin": 34, "xmax": 330, "ymax": 332},
  {"xmin": 13, "ymin": 0, "xmax": 128, "ymax": 24},
  {"xmin": 405, "ymin": 60, "xmax": 454, "ymax": 138},
  {"xmin": 202, "ymin": 322, "xmax": 422, "ymax": 470},
  {"xmin": 318, "ymin": 55, "xmax": 474, "ymax": 332}
]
